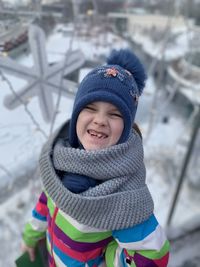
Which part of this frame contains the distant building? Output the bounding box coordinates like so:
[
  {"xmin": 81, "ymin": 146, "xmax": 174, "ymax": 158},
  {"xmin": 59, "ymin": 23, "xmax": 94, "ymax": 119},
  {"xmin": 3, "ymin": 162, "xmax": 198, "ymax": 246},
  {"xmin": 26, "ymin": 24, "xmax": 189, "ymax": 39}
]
[{"xmin": 108, "ymin": 12, "xmax": 186, "ymax": 35}]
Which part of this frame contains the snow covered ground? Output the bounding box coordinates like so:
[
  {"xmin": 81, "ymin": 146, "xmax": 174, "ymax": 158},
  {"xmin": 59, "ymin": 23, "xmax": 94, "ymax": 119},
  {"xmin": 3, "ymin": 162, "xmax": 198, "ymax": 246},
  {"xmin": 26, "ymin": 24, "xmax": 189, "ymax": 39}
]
[{"xmin": 0, "ymin": 23, "xmax": 200, "ymax": 266}]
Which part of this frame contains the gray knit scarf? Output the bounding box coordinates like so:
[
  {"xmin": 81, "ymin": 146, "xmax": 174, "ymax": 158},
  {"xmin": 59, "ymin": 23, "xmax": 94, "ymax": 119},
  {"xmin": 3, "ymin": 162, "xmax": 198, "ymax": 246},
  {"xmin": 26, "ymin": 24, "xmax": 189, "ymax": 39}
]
[{"xmin": 39, "ymin": 121, "xmax": 154, "ymax": 230}]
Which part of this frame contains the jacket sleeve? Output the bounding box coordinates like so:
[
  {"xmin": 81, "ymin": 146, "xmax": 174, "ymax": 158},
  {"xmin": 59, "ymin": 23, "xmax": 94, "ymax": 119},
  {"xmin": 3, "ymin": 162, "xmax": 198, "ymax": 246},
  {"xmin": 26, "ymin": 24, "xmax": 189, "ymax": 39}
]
[
  {"xmin": 105, "ymin": 214, "xmax": 170, "ymax": 267},
  {"xmin": 22, "ymin": 192, "xmax": 48, "ymax": 247}
]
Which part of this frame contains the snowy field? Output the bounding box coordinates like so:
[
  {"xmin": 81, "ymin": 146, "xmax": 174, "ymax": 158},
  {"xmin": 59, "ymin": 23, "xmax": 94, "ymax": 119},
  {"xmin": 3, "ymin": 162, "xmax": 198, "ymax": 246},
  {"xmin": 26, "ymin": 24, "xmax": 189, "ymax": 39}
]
[{"xmin": 0, "ymin": 24, "xmax": 200, "ymax": 266}]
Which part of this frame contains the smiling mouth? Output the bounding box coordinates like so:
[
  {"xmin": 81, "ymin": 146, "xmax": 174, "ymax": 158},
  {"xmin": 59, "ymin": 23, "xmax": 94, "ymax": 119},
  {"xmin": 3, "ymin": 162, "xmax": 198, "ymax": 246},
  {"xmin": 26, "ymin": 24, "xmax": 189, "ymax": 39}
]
[{"xmin": 87, "ymin": 129, "xmax": 108, "ymax": 139}]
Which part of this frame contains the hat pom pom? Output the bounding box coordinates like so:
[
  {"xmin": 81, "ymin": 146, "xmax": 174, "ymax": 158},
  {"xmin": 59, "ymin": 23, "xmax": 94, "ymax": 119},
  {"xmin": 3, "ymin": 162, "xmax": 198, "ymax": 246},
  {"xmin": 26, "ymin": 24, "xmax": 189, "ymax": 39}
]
[{"xmin": 107, "ymin": 49, "xmax": 147, "ymax": 95}]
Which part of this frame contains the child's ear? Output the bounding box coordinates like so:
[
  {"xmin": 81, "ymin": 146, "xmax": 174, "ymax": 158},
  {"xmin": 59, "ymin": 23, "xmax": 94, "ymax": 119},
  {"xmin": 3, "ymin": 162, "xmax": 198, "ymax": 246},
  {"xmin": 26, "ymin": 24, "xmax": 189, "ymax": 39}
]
[{"xmin": 133, "ymin": 123, "xmax": 142, "ymax": 139}]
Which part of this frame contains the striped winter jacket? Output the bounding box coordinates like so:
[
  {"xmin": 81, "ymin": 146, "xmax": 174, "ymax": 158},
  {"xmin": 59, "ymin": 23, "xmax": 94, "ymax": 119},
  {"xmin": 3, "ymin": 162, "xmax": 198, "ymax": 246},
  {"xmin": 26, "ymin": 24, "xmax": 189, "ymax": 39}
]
[{"xmin": 23, "ymin": 191, "xmax": 170, "ymax": 267}]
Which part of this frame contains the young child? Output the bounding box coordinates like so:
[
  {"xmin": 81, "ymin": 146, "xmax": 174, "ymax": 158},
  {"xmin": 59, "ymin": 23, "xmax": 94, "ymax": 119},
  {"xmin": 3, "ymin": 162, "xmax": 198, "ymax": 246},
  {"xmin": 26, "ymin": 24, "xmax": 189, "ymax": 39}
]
[{"xmin": 22, "ymin": 49, "xmax": 170, "ymax": 266}]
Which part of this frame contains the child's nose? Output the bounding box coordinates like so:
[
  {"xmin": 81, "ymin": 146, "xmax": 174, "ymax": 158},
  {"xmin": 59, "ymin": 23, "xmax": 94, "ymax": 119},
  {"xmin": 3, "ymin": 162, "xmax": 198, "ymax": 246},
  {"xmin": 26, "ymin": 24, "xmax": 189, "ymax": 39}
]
[{"xmin": 93, "ymin": 112, "xmax": 107, "ymax": 126}]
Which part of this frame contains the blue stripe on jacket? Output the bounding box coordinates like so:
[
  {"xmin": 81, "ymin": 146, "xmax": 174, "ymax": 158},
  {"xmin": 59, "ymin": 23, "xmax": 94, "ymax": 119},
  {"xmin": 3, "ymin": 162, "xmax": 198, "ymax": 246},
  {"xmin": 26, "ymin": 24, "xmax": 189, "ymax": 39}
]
[
  {"xmin": 32, "ymin": 209, "xmax": 47, "ymax": 221},
  {"xmin": 112, "ymin": 214, "xmax": 158, "ymax": 243}
]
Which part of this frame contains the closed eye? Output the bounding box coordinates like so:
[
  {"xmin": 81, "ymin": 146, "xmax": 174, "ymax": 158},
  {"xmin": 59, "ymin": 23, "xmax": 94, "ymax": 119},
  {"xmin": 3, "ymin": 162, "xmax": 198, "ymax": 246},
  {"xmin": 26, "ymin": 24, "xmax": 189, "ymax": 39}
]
[
  {"xmin": 84, "ymin": 105, "xmax": 97, "ymax": 112},
  {"xmin": 109, "ymin": 112, "xmax": 122, "ymax": 118}
]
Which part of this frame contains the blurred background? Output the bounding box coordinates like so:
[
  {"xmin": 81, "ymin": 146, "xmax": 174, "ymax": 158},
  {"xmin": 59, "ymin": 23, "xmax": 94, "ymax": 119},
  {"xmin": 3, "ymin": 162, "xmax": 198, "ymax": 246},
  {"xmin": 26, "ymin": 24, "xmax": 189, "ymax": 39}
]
[{"xmin": 0, "ymin": 0, "xmax": 200, "ymax": 266}]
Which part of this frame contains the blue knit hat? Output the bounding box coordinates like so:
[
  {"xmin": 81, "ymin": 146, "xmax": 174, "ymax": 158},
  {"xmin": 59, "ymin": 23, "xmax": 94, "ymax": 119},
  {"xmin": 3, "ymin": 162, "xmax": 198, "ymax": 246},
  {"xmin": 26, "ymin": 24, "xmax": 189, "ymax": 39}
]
[{"xmin": 69, "ymin": 49, "xmax": 147, "ymax": 147}]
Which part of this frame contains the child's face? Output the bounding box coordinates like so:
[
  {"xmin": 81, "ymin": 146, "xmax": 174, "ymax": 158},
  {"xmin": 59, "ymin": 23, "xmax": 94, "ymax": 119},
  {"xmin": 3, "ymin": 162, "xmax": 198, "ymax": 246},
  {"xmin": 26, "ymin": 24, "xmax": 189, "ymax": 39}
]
[{"xmin": 76, "ymin": 101, "xmax": 124, "ymax": 150}]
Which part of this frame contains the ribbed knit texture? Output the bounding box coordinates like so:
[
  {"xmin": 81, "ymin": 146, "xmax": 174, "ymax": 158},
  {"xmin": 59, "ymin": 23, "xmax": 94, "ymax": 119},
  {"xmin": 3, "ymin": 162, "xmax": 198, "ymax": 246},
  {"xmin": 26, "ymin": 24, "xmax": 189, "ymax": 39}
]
[{"xmin": 40, "ymin": 121, "xmax": 154, "ymax": 230}]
